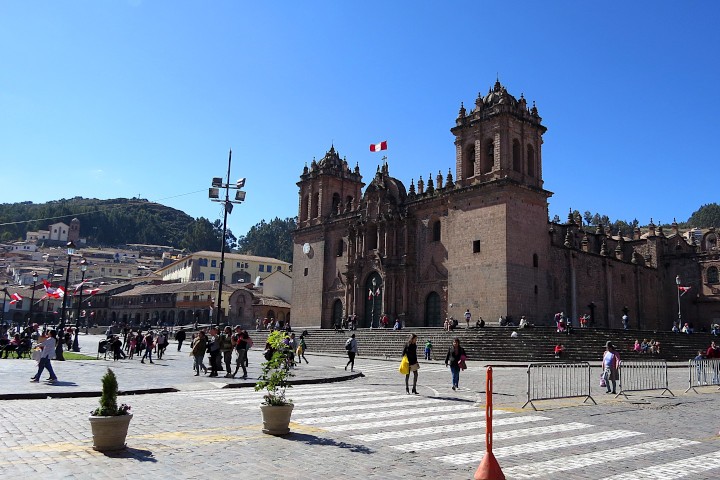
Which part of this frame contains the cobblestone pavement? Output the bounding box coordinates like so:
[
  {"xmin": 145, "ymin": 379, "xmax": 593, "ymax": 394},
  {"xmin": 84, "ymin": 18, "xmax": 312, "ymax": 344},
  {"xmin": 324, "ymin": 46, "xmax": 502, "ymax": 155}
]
[{"xmin": 1, "ymin": 336, "xmax": 720, "ymax": 479}]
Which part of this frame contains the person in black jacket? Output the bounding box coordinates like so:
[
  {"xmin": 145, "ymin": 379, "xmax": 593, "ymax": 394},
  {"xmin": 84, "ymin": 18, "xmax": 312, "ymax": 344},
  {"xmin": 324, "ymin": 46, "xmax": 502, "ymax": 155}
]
[
  {"xmin": 402, "ymin": 333, "xmax": 420, "ymax": 394},
  {"xmin": 445, "ymin": 337, "xmax": 467, "ymax": 391},
  {"xmin": 175, "ymin": 328, "xmax": 186, "ymax": 351}
]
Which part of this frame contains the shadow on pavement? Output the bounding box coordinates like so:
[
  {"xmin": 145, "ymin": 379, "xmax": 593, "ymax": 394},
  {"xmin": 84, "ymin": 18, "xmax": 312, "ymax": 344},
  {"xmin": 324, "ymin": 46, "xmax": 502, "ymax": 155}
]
[
  {"xmin": 100, "ymin": 447, "xmax": 157, "ymax": 462},
  {"xmin": 284, "ymin": 432, "xmax": 374, "ymax": 454}
]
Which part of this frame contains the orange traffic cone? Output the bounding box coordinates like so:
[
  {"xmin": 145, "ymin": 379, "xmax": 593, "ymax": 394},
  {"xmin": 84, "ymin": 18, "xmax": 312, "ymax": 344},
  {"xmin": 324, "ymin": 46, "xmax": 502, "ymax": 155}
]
[{"xmin": 473, "ymin": 450, "xmax": 505, "ymax": 480}]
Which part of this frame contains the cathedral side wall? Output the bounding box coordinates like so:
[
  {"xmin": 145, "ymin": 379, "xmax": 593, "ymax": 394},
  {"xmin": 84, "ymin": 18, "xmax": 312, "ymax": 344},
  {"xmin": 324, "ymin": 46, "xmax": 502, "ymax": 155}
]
[{"xmin": 444, "ymin": 197, "xmax": 508, "ymax": 323}]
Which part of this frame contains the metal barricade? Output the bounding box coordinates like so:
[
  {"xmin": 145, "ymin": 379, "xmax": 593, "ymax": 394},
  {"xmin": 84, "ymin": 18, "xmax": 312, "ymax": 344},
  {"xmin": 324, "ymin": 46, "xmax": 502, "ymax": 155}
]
[
  {"xmin": 685, "ymin": 358, "xmax": 720, "ymax": 393},
  {"xmin": 522, "ymin": 362, "xmax": 596, "ymax": 410},
  {"xmin": 616, "ymin": 360, "xmax": 673, "ymax": 398}
]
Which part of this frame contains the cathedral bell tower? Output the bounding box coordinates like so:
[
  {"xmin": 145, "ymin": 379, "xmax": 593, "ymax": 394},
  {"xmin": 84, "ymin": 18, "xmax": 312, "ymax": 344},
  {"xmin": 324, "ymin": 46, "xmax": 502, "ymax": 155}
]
[{"xmin": 451, "ymin": 80, "xmax": 547, "ymax": 190}]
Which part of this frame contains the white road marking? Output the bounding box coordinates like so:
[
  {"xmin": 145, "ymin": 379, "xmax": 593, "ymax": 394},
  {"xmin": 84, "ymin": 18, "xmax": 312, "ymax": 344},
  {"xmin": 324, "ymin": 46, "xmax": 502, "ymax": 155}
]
[
  {"xmin": 299, "ymin": 404, "xmax": 481, "ymax": 425},
  {"xmin": 602, "ymin": 450, "xmax": 720, "ymax": 479},
  {"xmin": 324, "ymin": 409, "xmax": 486, "ymax": 432}
]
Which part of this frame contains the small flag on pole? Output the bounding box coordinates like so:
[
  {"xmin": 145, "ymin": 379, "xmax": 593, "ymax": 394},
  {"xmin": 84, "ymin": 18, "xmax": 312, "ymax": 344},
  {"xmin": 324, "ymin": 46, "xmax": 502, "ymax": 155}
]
[
  {"xmin": 368, "ymin": 289, "xmax": 374, "ymax": 300},
  {"xmin": 679, "ymin": 286, "xmax": 691, "ymax": 296},
  {"xmin": 370, "ymin": 141, "xmax": 388, "ymax": 152},
  {"xmin": 9, "ymin": 293, "xmax": 23, "ymax": 304}
]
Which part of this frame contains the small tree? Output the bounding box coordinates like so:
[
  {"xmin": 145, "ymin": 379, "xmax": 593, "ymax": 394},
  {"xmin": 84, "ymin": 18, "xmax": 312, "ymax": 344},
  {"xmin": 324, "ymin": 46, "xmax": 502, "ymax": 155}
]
[
  {"xmin": 92, "ymin": 368, "xmax": 130, "ymax": 416},
  {"xmin": 254, "ymin": 330, "xmax": 294, "ymax": 406}
]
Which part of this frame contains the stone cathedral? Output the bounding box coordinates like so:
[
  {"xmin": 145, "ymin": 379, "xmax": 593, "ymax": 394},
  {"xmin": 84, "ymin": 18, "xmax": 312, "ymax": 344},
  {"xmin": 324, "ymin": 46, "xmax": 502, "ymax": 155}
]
[{"xmin": 291, "ymin": 81, "xmax": 720, "ymax": 330}]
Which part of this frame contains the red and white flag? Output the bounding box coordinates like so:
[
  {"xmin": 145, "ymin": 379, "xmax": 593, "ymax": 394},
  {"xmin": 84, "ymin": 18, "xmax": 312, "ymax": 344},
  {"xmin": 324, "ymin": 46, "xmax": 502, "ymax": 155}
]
[
  {"xmin": 368, "ymin": 289, "xmax": 374, "ymax": 300},
  {"xmin": 369, "ymin": 141, "xmax": 387, "ymax": 152},
  {"xmin": 42, "ymin": 279, "xmax": 64, "ymax": 298},
  {"xmin": 9, "ymin": 293, "xmax": 22, "ymax": 304},
  {"xmin": 83, "ymin": 288, "xmax": 101, "ymax": 296},
  {"xmin": 679, "ymin": 286, "xmax": 691, "ymax": 296},
  {"xmin": 375, "ymin": 288, "xmax": 381, "ymax": 296}
]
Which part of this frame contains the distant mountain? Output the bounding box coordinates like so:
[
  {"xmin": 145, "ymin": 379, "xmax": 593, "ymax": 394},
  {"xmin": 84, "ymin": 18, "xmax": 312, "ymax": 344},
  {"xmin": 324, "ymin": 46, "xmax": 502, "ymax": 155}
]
[{"xmin": 0, "ymin": 197, "xmax": 195, "ymax": 247}]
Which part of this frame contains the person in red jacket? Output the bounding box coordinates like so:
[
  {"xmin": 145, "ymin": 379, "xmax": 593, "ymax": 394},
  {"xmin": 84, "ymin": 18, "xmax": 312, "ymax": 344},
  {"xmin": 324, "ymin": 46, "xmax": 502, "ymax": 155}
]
[{"xmin": 706, "ymin": 341, "xmax": 719, "ymax": 359}]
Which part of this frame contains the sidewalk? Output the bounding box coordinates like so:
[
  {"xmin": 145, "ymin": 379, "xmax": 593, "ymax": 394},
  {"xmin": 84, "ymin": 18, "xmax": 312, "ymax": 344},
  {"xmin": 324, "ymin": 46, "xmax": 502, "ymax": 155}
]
[{"xmin": 0, "ymin": 334, "xmax": 360, "ymax": 400}]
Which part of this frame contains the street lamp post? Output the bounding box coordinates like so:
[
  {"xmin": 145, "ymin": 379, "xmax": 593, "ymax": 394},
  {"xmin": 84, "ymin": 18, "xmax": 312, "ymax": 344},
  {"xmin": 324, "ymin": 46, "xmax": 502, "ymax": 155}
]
[
  {"xmin": 56, "ymin": 241, "xmax": 76, "ymax": 361},
  {"xmin": 72, "ymin": 259, "xmax": 87, "ymax": 352},
  {"xmin": 676, "ymin": 275, "xmax": 682, "ymax": 330},
  {"xmin": 209, "ymin": 149, "xmax": 247, "ymax": 327},
  {"xmin": 26, "ymin": 271, "xmax": 38, "ymax": 328}
]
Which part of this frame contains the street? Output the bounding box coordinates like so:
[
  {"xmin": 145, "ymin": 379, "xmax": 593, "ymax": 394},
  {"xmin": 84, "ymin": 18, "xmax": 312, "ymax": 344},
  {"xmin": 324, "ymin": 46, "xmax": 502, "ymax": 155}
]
[{"xmin": 1, "ymin": 334, "xmax": 719, "ymax": 479}]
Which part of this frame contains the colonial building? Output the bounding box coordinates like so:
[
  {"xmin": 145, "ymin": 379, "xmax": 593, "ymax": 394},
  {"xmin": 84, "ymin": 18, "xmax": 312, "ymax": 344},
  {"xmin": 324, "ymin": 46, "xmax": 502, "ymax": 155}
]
[
  {"xmin": 291, "ymin": 80, "xmax": 720, "ymax": 330},
  {"xmin": 155, "ymin": 251, "xmax": 290, "ymax": 286}
]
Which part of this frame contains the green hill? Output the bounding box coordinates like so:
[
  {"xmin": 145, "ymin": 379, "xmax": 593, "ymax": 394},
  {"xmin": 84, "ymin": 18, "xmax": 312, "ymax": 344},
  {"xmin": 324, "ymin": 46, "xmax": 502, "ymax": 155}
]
[{"xmin": 0, "ymin": 197, "xmax": 195, "ymax": 247}]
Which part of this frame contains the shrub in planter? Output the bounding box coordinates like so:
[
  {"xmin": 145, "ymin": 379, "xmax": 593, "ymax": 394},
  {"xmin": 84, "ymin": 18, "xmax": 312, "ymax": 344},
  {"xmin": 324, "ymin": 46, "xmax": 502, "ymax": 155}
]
[
  {"xmin": 254, "ymin": 330, "xmax": 295, "ymax": 434},
  {"xmin": 89, "ymin": 368, "xmax": 132, "ymax": 451}
]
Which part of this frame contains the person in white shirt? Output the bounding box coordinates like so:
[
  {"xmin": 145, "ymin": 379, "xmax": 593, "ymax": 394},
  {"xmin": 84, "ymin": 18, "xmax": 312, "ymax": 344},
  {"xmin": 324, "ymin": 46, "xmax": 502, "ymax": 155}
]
[{"xmin": 31, "ymin": 329, "xmax": 58, "ymax": 383}]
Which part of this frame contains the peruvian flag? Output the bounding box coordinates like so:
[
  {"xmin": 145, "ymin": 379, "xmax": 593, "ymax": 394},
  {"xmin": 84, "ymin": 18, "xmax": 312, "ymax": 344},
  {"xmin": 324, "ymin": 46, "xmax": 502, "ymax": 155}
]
[
  {"xmin": 375, "ymin": 288, "xmax": 380, "ymax": 296},
  {"xmin": 368, "ymin": 289, "xmax": 374, "ymax": 300},
  {"xmin": 9, "ymin": 293, "xmax": 22, "ymax": 304},
  {"xmin": 679, "ymin": 286, "xmax": 691, "ymax": 296},
  {"xmin": 42, "ymin": 279, "xmax": 64, "ymax": 298},
  {"xmin": 369, "ymin": 141, "xmax": 387, "ymax": 152},
  {"xmin": 74, "ymin": 281, "xmax": 89, "ymax": 293},
  {"xmin": 83, "ymin": 288, "xmax": 101, "ymax": 296}
]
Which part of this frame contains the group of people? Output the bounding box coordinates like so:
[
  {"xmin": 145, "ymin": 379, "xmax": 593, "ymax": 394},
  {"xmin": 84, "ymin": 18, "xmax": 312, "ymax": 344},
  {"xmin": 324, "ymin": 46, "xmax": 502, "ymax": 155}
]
[
  {"xmin": 396, "ymin": 333, "xmax": 468, "ymax": 393},
  {"xmin": 632, "ymin": 338, "xmax": 661, "ymax": 355},
  {"xmin": 190, "ymin": 326, "xmax": 258, "ymax": 379}
]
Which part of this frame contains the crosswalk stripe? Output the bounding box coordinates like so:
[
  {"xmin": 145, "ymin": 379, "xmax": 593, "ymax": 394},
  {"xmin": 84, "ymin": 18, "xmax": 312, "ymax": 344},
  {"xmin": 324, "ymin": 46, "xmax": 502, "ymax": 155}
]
[
  {"xmin": 294, "ymin": 398, "xmax": 445, "ymax": 415},
  {"xmin": 298, "ymin": 404, "xmax": 481, "ymax": 425},
  {"xmin": 389, "ymin": 418, "xmax": 583, "ymax": 451},
  {"xmin": 277, "ymin": 392, "xmax": 398, "ymax": 407},
  {"xmin": 227, "ymin": 390, "xmax": 392, "ymax": 405},
  {"xmin": 438, "ymin": 430, "xmax": 644, "ymax": 465},
  {"xmin": 324, "ymin": 408, "xmax": 485, "ymax": 432},
  {"xmin": 502, "ymin": 438, "xmax": 699, "ymax": 478},
  {"xmin": 352, "ymin": 411, "xmax": 550, "ymax": 447},
  {"xmin": 602, "ymin": 450, "xmax": 720, "ymax": 479},
  {"xmin": 174, "ymin": 384, "xmax": 359, "ymax": 397}
]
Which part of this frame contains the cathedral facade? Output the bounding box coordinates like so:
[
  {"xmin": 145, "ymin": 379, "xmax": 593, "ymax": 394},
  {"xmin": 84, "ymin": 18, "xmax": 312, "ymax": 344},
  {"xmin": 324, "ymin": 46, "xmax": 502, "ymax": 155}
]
[{"xmin": 291, "ymin": 81, "xmax": 720, "ymax": 330}]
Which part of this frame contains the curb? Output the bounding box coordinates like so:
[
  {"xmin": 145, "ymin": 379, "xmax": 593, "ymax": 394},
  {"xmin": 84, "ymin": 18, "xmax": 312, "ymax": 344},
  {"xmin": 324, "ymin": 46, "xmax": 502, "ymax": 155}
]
[
  {"xmin": 0, "ymin": 387, "xmax": 179, "ymax": 401},
  {"xmin": 221, "ymin": 371, "xmax": 364, "ymax": 389}
]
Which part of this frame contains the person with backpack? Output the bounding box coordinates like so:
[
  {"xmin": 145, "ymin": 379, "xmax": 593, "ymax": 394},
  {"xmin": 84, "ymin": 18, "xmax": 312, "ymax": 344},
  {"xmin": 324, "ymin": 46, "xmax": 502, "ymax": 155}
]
[
  {"xmin": 191, "ymin": 330, "xmax": 208, "ymax": 376},
  {"xmin": 344, "ymin": 334, "xmax": 358, "ymax": 372},
  {"xmin": 445, "ymin": 337, "xmax": 467, "ymax": 391}
]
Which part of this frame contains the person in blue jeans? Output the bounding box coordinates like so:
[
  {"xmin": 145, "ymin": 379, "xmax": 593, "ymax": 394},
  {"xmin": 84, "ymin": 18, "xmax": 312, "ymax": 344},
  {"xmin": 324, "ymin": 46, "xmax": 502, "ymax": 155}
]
[
  {"xmin": 31, "ymin": 330, "xmax": 58, "ymax": 383},
  {"xmin": 445, "ymin": 337, "xmax": 467, "ymax": 391}
]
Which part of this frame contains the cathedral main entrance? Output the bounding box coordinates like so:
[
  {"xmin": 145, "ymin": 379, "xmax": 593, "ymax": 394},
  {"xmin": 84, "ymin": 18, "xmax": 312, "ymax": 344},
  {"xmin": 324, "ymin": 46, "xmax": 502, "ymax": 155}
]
[{"xmin": 364, "ymin": 272, "xmax": 383, "ymax": 328}]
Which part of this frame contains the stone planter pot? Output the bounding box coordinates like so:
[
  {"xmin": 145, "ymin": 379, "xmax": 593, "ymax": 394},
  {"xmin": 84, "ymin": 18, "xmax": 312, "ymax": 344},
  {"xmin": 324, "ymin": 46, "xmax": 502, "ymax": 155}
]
[
  {"xmin": 88, "ymin": 414, "xmax": 133, "ymax": 451},
  {"xmin": 259, "ymin": 404, "xmax": 294, "ymax": 436}
]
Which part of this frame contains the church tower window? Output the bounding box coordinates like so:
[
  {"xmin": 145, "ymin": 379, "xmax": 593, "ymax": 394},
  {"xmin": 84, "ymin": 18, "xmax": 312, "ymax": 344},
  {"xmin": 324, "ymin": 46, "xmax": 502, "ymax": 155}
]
[
  {"xmin": 483, "ymin": 139, "xmax": 494, "ymax": 173},
  {"xmin": 301, "ymin": 195, "xmax": 309, "ymax": 221},
  {"xmin": 463, "ymin": 145, "xmax": 475, "ymax": 179},
  {"xmin": 527, "ymin": 144, "xmax": 536, "ymax": 177},
  {"xmin": 432, "ymin": 220, "xmax": 441, "ymax": 242},
  {"xmin": 512, "ymin": 139, "xmax": 521, "ymax": 172},
  {"xmin": 314, "ymin": 192, "xmax": 320, "ymax": 218},
  {"xmin": 332, "ymin": 193, "xmax": 341, "ymax": 214}
]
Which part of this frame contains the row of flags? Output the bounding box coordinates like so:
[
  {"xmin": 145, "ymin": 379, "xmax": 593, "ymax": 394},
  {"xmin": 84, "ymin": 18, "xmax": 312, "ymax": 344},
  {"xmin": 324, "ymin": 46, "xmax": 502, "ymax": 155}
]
[{"xmin": 1, "ymin": 281, "xmax": 101, "ymax": 306}]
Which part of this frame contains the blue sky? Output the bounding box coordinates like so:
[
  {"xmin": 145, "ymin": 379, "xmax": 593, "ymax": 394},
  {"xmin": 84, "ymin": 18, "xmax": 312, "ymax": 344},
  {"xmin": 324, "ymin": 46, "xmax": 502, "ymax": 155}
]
[{"xmin": 1, "ymin": 1, "xmax": 718, "ymax": 237}]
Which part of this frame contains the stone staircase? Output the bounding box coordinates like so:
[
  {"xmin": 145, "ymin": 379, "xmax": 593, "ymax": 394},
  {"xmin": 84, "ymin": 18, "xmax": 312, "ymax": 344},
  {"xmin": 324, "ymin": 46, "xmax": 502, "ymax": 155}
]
[{"xmin": 246, "ymin": 326, "xmax": 716, "ymax": 363}]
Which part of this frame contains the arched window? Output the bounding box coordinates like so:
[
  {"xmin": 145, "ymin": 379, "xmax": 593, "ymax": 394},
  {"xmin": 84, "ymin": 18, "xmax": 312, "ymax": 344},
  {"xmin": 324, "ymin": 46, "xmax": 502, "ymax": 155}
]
[
  {"xmin": 707, "ymin": 235, "xmax": 717, "ymax": 251},
  {"xmin": 432, "ymin": 220, "xmax": 441, "ymax": 242},
  {"xmin": 425, "ymin": 292, "xmax": 442, "ymax": 327},
  {"xmin": 301, "ymin": 195, "xmax": 309, "ymax": 221},
  {"xmin": 483, "ymin": 139, "xmax": 494, "ymax": 173},
  {"xmin": 512, "ymin": 139, "xmax": 521, "ymax": 172},
  {"xmin": 463, "ymin": 145, "xmax": 475, "ymax": 179},
  {"xmin": 336, "ymin": 239, "xmax": 345, "ymax": 257},
  {"xmin": 527, "ymin": 144, "xmax": 536, "ymax": 177},
  {"xmin": 345, "ymin": 196, "xmax": 354, "ymax": 212},
  {"xmin": 314, "ymin": 192, "xmax": 321, "ymax": 218},
  {"xmin": 533, "ymin": 253, "xmax": 539, "ymax": 268},
  {"xmin": 332, "ymin": 193, "xmax": 341, "ymax": 215},
  {"xmin": 708, "ymin": 266, "xmax": 719, "ymax": 285}
]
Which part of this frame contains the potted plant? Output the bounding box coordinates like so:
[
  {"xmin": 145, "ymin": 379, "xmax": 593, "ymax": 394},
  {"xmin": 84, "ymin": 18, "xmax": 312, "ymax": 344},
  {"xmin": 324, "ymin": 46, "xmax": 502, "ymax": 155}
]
[
  {"xmin": 254, "ymin": 330, "xmax": 294, "ymax": 435},
  {"xmin": 88, "ymin": 368, "xmax": 132, "ymax": 451}
]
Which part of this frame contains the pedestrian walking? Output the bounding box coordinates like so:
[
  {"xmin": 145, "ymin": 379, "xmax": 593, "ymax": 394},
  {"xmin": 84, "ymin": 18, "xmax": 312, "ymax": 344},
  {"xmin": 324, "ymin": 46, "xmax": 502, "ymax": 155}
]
[
  {"xmin": 231, "ymin": 327, "xmax": 248, "ymax": 379},
  {"xmin": 288, "ymin": 333, "xmax": 298, "ymax": 367},
  {"xmin": 464, "ymin": 309, "xmax": 472, "ymax": 329},
  {"xmin": 445, "ymin": 337, "xmax": 467, "ymax": 390},
  {"xmin": 207, "ymin": 327, "xmax": 221, "ymax": 377},
  {"xmin": 602, "ymin": 341, "xmax": 620, "ymax": 394},
  {"xmin": 191, "ymin": 330, "xmax": 208, "ymax": 376},
  {"xmin": 30, "ymin": 329, "xmax": 58, "ymax": 383},
  {"xmin": 175, "ymin": 328, "xmax": 186, "ymax": 351},
  {"xmin": 141, "ymin": 332, "xmax": 155, "ymax": 364},
  {"xmin": 297, "ymin": 335, "xmax": 309, "ymax": 364},
  {"xmin": 403, "ymin": 333, "xmax": 420, "ymax": 394},
  {"xmin": 220, "ymin": 326, "xmax": 234, "ymax": 377},
  {"xmin": 344, "ymin": 333, "xmax": 358, "ymax": 372},
  {"xmin": 156, "ymin": 331, "xmax": 168, "ymax": 359}
]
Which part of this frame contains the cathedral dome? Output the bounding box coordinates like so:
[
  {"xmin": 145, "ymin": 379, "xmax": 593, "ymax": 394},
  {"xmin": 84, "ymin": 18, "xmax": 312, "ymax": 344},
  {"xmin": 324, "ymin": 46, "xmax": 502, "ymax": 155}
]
[
  {"xmin": 364, "ymin": 164, "xmax": 407, "ymax": 205},
  {"xmin": 483, "ymin": 80, "xmax": 518, "ymax": 107}
]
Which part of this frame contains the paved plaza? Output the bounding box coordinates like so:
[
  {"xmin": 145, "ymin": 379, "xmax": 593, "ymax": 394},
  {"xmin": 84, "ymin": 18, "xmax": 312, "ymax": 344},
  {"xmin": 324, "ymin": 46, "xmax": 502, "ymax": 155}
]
[{"xmin": 1, "ymin": 334, "xmax": 720, "ymax": 479}]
